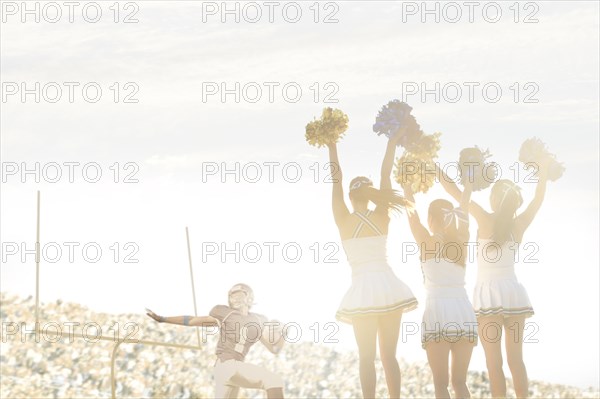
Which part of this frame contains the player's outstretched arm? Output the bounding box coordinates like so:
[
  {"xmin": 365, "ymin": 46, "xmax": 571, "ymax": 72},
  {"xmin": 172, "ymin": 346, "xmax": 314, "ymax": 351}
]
[{"xmin": 146, "ymin": 308, "xmax": 219, "ymax": 327}]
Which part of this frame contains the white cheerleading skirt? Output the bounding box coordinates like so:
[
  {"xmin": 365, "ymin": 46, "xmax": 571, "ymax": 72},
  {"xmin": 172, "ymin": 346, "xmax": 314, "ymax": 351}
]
[
  {"xmin": 336, "ymin": 263, "xmax": 417, "ymax": 324},
  {"xmin": 473, "ymin": 266, "xmax": 534, "ymax": 318},
  {"xmin": 421, "ymin": 286, "xmax": 478, "ymax": 349}
]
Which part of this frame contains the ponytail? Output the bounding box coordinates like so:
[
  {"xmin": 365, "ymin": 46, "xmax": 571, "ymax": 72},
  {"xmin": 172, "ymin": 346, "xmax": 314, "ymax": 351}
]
[{"xmin": 363, "ymin": 186, "xmax": 413, "ymax": 213}]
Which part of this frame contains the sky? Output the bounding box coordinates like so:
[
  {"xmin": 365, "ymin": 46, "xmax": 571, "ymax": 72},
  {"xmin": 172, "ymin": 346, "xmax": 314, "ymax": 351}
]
[{"xmin": 1, "ymin": 0, "xmax": 599, "ymax": 391}]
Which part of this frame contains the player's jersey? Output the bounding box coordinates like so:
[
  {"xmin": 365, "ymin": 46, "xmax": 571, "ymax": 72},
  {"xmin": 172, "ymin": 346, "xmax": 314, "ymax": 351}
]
[{"xmin": 209, "ymin": 305, "xmax": 268, "ymax": 362}]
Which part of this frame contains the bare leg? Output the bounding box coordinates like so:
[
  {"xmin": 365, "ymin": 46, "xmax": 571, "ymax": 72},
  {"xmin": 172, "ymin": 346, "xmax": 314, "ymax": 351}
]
[
  {"xmin": 426, "ymin": 341, "xmax": 451, "ymax": 399},
  {"xmin": 353, "ymin": 317, "xmax": 379, "ymax": 399},
  {"xmin": 450, "ymin": 340, "xmax": 474, "ymax": 399},
  {"xmin": 504, "ymin": 316, "xmax": 528, "ymax": 398},
  {"xmin": 377, "ymin": 311, "xmax": 402, "ymax": 399},
  {"xmin": 478, "ymin": 315, "xmax": 506, "ymax": 398}
]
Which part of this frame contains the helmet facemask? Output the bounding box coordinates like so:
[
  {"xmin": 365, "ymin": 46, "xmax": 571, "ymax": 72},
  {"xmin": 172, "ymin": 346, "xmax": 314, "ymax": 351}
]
[{"xmin": 228, "ymin": 284, "xmax": 254, "ymax": 311}]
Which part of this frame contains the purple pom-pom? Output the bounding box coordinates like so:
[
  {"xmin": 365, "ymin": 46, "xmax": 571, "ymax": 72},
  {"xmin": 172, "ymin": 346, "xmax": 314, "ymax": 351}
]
[{"xmin": 373, "ymin": 100, "xmax": 422, "ymax": 148}]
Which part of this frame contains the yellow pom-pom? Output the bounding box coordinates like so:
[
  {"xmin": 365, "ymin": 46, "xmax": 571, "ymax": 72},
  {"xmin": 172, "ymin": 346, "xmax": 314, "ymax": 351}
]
[
  {"xmin": 394, "ymin": 152, "xmax": 437, "ymax": 194},
  {"xmin": 305, "ymin": 107, "xmax": 349, "ymax": 147},
  {"xmin": 409, "ymin": 132, "xmax": 442, "ymax": 159},
  {"xmin": 519, "ymin": 137, "xmax": 565, "ymax": 181},
  {"xmin": 459, "ymin": 146, "xmax": 497, "ymax": 191},
  {"xmin": 393, "ymin": 133, "xmax": 441, "ymax": 194}
]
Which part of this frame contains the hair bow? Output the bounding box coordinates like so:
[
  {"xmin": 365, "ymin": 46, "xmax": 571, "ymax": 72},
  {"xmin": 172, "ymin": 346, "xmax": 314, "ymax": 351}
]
[
  {"xmin": 350, "ymin": 178, "xmax": 373, "ymax": 192},
  {"xmin": 498, "ymin": 182, "xmax": 523, "ymax": 210},
  {"xmin": 442, "ymin": 207, "xmax": 468, "ymax": 230}
]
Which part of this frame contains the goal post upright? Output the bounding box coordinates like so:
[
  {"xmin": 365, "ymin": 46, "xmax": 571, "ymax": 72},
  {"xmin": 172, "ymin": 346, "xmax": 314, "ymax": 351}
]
[
  {"xmin": 185, "ymin": 227, "xmax": 201, "ymax": 348},
  {"xmin": 35, "ymin": 190, "xmax": 40, "ymax": 327}
]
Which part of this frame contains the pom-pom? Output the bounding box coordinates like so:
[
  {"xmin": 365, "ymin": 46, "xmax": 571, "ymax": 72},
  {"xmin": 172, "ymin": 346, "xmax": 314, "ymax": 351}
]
[
  {"xmin": 409, "ymin": 132, "xmax": 442, "ymax": 159},
  {"xmin": 305, "ymin": 108, "xmax": 349, "ymax": 148},
  {"xmin": 393, "ymin": 133, "xmax": 442, "ymax": 194},
  {"xmin": 519, "ymin": 137, "xmax": 565, "ymax": 181},
  {"xmin": 548, "ymin": 161, "xmax": 566, "ymax": 182},
  {"xmin": 373, "ymin": 100, "xmax": 422, "ymax": 148},
  {"xmin": 459, "ymin": 146, "xmax": 498, "ymax": 191},
  {"xmin": 394, "ymin": 151, "xmax": 437, "ymax": 194}
]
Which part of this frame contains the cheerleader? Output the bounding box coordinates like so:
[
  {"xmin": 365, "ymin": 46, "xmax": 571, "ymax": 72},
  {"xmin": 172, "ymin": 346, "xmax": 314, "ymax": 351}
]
[
  {"xmin": 439, "ymin": 159, "xmax": 551, "ymax": 399},
  {"xmin": 402, "ymin": 179, "xmax": 477, "ymax": 399},
  {"xmin": 325, "ymin": 131, "xmax": 417, "ymax": 399}
]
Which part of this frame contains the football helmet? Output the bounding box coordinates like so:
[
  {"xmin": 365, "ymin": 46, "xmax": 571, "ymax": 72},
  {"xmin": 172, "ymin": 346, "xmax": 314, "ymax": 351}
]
[{"xmin": 228, "ymin": 283, "xmax": 254, "ymax": 309}]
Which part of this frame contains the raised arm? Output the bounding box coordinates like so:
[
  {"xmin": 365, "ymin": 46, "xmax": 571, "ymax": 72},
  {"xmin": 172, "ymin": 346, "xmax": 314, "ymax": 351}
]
[
  {"xmin": 458, "ymin": 181, "xmax": 472, "ymax": 212},
  {"xmin": 456, "ymin": 180, "xmax": 473, "ymax": 238},
  {"xmin": 437, "ymin": 163, "xmax": 489, "ymax": 226},
  {"xmin": 515, "ymin": 161, "xmax": 549, "ymax": 237},
  {"xmin": 327, "ymin": 143, "xmax": 350, "ymax": 225},
  {"xmin": 380, "ymin": 133, "xmax": 403, "ymax": 190},
  {"xmin": 146, "ymin": 309, "xmax": 219, "ymax": 327},
  {"xmin": 402, "ymin": 184, "xmax": 433, "ymax": 246},
  {"xmin": 438, "ymin": 162, "xmax": 462, "ymax": 202}
]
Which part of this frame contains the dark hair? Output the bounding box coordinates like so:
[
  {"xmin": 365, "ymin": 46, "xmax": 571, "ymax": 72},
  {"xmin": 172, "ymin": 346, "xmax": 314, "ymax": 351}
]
[
  {"xmin": 428, "ymin": 199, "xmax": 469, "ymax": 266},
  {"xmin": 490, "ymin": 179, "xmax": 523, "ymax": 245},
  {"xmin": 349, "ymin": 176, "xmax": 411, "ymax": 214}
]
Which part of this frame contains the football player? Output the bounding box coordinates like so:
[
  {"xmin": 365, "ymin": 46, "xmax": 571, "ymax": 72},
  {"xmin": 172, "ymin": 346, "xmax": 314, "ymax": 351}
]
[{"xmin": 146, "ymin": 283, "xmax": 286, "ymax": 399}]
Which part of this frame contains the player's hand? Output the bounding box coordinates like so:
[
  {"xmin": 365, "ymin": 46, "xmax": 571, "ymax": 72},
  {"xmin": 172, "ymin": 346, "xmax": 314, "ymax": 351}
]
[{"xmin": 145, "ymin": 308, "xmax": 164, "ymax": 323}]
